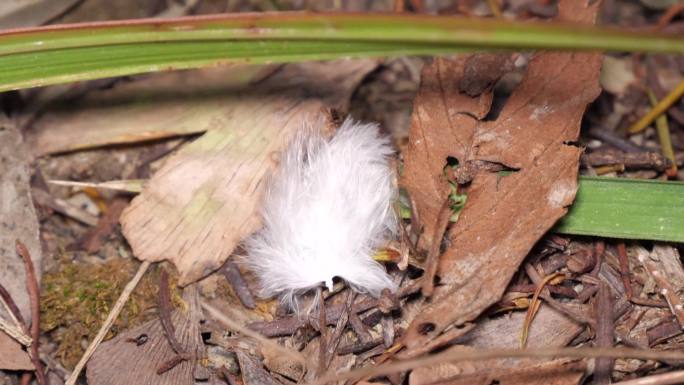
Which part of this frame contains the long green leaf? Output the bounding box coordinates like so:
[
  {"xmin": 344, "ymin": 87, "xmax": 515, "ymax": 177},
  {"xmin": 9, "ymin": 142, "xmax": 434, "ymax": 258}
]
[
  {"xmin": 555, "ymin": 177, "xmax": 684, "ymax": 242},
  {"xmin": 1, "ymin": 12, "xmax": 684, "ymax": 91}
]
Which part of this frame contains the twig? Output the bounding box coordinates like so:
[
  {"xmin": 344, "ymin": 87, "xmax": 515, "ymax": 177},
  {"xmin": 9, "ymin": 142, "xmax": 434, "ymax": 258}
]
[
  {"xmin": 310, "ymin": 347, "xmax": 684, "ymax": 385},
  {"xmin": 590, "ymin": 241, "xmax": 605, "ymax": 277},
  {"xmin": 221, "ymin": 261, "xmax": 256, "ymax": 309},
  {"xmin": 581, "ymin": 151, "xmax": 670, "ymax": 171},
  {"xmin": 508, "ymin": 283, "xmax": 578, "ymax": 298},
  {"xmin": 200, "ymin": 301, "xmax": 306, "ymax": 365},
  {"xmin": 398, "ymin": 323, "xmax": 476, "ymax": 360},
  {"xmin": 628, "ymin": 78, "xmax": 684, "ymax": 134},
  {"xmin": 316, "ymin": 287, "xmax": 328, "ymax": 377},
  {"xmin": 325, "ymin": 290, "xmax": 354, "ymax": 368},
  {"xmin": 31, "ymin": 188, "xmax": 99, "ymax": 227},
  {"xmin": 348, "ymin": 306, "xmax": 373, "ymax": 344},
  {"xmin": 616, "ymin": 243, "xmax": 634, "ymax": 299},
  {"xmin": 157, "ymin": 270, "xmax": 191, "ymax": 374},
  {"xmin": 593, "ymin": 282, "xmax": 615, "ymax": 385},
  {"xmin": 648, "ymin": 91, "xmax": 678, "ymax": 177},
  {"xmin": 657, "ymin": 2, "xmax": 684, "ymax": 29},
  {"xmin": 16, "ymin": 240, "xmax": 47, "ymax": 385},
  {"xmin": 637, "ymin": 251, "xmax": 684, "ymax": 329},
  {"xmin": 158, "ymin": 270, "xmax": 185, "ymax": 355},
  {"xmin": 156, "ymin": 355, "xmax": 185, "ymax": 375},
  {"xmin": 613, "ymin": 369, "xmax": 684, "ymax": 385},
  {"xmin": 0, "ymin": 282, "xmax": 31, "ymax": 346},
  {"xmin": 337, "ymin": 337, "xmax": 383, "ymax": 355},
  {"xmin": 587, "ymin": 127, "xmax": 646, "ymax": 153},
  {"xmin": 64, "ymin": 260, "xmax": 151, "ymax": 385}
]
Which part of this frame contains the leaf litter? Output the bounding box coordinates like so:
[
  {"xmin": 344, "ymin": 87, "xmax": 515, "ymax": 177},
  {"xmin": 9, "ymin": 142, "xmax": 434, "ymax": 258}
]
[
  {"xmin": 3, "ymin": 0, "xmax": 684, "ymax": 384},
  {"xmin": 400, "ymin": 0, "xmax": 602, "ymax": 353}
]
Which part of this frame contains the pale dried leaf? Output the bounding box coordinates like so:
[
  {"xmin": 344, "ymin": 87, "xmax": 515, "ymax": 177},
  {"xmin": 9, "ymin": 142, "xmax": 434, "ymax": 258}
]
[
  {"xmin": 0, "ymin": 331, "xmax": 32, "ymax": 370},
  {"xmin": 409, "ymin": 306, "xmax": 585, "ymax": 385},
  {"xmin": 120, "ymin": 60, "xmax": 376, "ymax": 285},
  {"xmin": 26, "ymin": 65, "xmax": 277, "ymax": 156},
  {"xmin": 400, "ymin": 0, "xmax": 602, "ymax": 351},
  {"xmin": 0, "ymin": 117, "xmax": 43, "ymax": 324},
  {"xmin": 86, "ymin": 285, "xmax": 204, "ymax": 385}
]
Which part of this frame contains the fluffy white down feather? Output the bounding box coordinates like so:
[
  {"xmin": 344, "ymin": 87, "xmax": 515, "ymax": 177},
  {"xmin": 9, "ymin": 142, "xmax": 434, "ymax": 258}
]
[{"xmin": 243, "ymin": 118, "xmax": 397, "ymax": 307}]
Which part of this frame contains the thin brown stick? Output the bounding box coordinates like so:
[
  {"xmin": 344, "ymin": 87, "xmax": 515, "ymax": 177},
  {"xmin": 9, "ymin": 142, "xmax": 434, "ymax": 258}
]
[
  {"xmin": 310, "ymin": 347, "xmax": 684, "ymax": 385},
  {"xmin": 316, "ymin": 287, "xmax": 328, "ymax": 377},
  {"xmin": 158, "ymin": 270, "xmax": 186, "ymax": 355},
  {"xmin": 65, "ymin": 260, "xmax": 151, "ymax": 385},
  {"xmin": 593, "ymin": 282, "xmax": 615, "ymax": 385},
  {"xmin": 157, "ymin": 270, "xmax": 191, "ymax": 374},
  {"xmin": 348, "ymin": 307, "xmax": 373, "ymax": 344},
  {"xmin": 325, "ymin": 290, "xmax": 354, "ymax": 368},
  {"xmin": 656, "ymin": 3, "xmax": 684, "ymax": 30},
  {"xmin": 221, "ymin": 261, "xmax": 256, "ymax": 309},
  {"xmin": 590, "ymin": 241, "xmax": 605, "ymax": 277},
  {"xmin": 16, "ymin": 240, "xmax": 47, "ymax": 385},
  {"xmin": 616, "ymin": 243, "xmax": 633, "ymax": 299}
]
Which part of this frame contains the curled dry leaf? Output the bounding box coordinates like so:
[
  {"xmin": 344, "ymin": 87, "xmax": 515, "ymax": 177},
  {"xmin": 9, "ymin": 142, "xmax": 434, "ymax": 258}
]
[
  {"xmin": 400, "ymin": 0, "xmax": 602, "ymax": 352},
  {"xmin": 120, "ymin": 60, "xmax": 377, "ymax": 285},
  {"xmin": 409, "ymin": 305, "xmax": 585, "ymax": 385},
  {"xmin": 86, "ymin": 285, "xmax": 204, "ymax": 385}
]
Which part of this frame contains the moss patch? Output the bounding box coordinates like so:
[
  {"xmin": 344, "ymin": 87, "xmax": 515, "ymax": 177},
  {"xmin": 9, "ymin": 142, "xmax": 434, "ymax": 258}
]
[{"xmin": 40, "ymin": 257, "xmax": 164, "ymax": 369}]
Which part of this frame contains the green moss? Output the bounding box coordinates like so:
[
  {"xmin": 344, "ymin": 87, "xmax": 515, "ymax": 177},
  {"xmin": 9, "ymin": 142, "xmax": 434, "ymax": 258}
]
[{"xmin": 40, "ymin": 257, "xmax": 165, "ymax": 369}]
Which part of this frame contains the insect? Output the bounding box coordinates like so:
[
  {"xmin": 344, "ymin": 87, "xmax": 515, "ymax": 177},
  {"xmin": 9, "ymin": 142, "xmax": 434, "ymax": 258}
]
[
  {"xmin": 125, "ymin": 333, "xmax": 148, "ymax": 346},
  {"xmin": 242, "ymin": 118, "xmax": 397, "ymax": 310}
]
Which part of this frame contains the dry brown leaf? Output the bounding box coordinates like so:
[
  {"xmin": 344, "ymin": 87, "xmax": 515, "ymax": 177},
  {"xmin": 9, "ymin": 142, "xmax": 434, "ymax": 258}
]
[
  {"xmin": 26, "ymin": 65, "xmax": 277, "ymax": 156},
  {"xmin": 0, "ymin": 117, "xmax": 43, "ymax": 325},
  {"xmin": 0, "ymin": 331, "xmax": 32, "ymax": 370},
  {"xmin": 86, "ymin": 285, "xmax": 204, "ymax": 385},
  {"xmin": 409, "ymin": 305, "xmax": 585, "ymax": 385},
  {"xmin": 120, "ymin": 60, "xmax": 377, "ymax": 285},
  {"xmin": 400, "ymin": 0, "xmax": 602, "ymax": 352}
]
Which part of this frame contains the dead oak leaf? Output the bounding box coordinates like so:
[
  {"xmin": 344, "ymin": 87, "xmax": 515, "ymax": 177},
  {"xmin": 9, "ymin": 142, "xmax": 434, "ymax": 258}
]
[{"xmin": 400, "ymin": 0, "xmax": 602, "ymax": 352}]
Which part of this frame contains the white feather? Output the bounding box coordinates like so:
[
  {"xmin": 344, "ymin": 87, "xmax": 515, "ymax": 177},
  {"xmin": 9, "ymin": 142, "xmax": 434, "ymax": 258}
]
[{"xmin": 243, "ymin": 118, "xmax": 397, "ymax": 308}]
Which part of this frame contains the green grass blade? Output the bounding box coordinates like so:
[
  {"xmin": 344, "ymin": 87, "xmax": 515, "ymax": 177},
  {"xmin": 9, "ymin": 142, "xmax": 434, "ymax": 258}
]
[
  {"xmin": 0, "ymin": 40, "xmax": 462, "ymax": 90},
  {"xmin": 555, "ymin": 176, "xmax": 684, "ymax": 242},
  {"xmin": 1, "ymin": 12, "xmax": 684, "ymax": 91}
]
